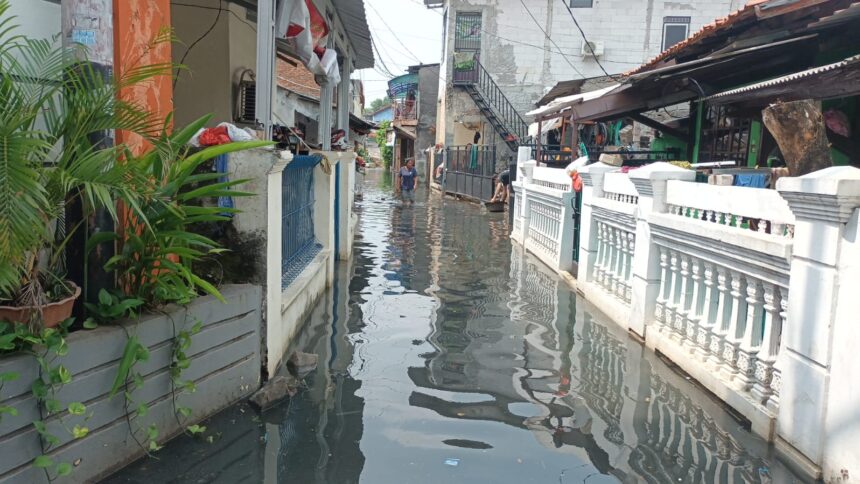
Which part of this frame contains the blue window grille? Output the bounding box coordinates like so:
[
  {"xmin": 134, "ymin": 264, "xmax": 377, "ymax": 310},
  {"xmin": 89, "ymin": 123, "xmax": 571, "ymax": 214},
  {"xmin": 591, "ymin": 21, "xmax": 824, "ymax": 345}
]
[{"xmin": 282, "ymin": 155, "xmax": 322, "ymax": 288}]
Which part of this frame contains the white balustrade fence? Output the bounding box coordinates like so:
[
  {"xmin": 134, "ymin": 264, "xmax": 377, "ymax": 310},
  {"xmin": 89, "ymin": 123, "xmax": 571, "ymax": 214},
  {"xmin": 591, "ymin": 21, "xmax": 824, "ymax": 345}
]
[
  {"xmin": 511, "ymin": 162, "xmax": 577, "ymax": 273},
  {"xmin": 573, "ymin": 162, "xmax": 860, "ymax": 479}
]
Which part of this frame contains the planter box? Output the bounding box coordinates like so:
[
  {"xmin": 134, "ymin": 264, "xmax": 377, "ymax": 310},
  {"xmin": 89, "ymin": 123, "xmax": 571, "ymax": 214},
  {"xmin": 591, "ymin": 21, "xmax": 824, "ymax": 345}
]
[{"xmin": 0, "ymin": 285, "xmax": 262, "ymax": 483}]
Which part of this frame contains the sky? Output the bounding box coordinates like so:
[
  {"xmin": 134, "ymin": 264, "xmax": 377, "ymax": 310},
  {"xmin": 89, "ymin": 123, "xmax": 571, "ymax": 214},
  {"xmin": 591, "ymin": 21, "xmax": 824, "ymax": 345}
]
[{"xmin": 356, "ymin": 0, "xmax": 444, "ymax": 104}]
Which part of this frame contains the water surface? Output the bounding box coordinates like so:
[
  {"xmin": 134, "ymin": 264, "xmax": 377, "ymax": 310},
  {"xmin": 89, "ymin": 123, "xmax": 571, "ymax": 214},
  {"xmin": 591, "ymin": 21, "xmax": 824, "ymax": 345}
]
[{"xmin": 106, "ymin": 170, "xmax": 807, "ymax": 484}]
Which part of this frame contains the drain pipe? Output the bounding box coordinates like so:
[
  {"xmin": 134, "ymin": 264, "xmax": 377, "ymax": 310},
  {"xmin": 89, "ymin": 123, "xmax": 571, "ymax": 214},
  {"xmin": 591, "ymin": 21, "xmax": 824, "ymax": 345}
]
[{"xmin": 61, "ymin": 0, "xmax": 116, "ymax": 310}]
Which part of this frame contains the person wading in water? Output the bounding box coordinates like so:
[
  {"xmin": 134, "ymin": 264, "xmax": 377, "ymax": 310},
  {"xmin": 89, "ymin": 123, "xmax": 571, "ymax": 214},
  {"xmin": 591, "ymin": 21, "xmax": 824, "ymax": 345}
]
[{"xmin": 396, "ymin": 158, "xmax": 419, "ymax": 205}]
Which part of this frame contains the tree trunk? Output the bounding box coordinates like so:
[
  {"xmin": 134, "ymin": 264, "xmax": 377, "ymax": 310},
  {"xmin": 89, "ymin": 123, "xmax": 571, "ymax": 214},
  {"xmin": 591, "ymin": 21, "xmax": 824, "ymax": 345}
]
[{"xmin": 762, "ymin": 100, "xmax": 832, "ymax": 176}]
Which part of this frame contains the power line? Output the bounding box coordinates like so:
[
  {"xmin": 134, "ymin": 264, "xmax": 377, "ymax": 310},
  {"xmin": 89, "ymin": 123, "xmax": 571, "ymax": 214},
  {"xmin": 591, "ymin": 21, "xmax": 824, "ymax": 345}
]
[
  {"xmin": 174, "ymin": 0, "xmax": 224, "ymax": 90},
  {"xmin": 365, "ymin": 1, "xmax": 424, "ymax": 64},
  {"xmin": 517, "ymin": 0, "xmax": 585, "ymax": 79},
  {"xmin": 370, "ymin": 36, "xmax": 396, "ymax": 78},
  {"xmin": 558, "ymin": 0, "xmax": 622, "ymax": 81},
  {"xmin": 171, "ymin": 1, "xmax": 256, "ymax": 32}
]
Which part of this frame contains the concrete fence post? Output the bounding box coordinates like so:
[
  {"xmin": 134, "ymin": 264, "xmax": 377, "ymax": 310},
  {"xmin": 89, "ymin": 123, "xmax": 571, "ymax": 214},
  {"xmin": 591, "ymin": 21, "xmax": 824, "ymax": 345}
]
[
  {"xmin": 335, "ymin": 151, "xmax": 357, "ymax": 261},
  {"xmin": 517, "ymin": 160, "xmax": 537, "ymax": 242},
  {"xmin": 577, "ymin": 162, "xmax": 615, "ymax": 284},
  {"xmin": 628, "ymin": 163, "xmax": 696, "ymax": 338},
  {"xmin": 312, "ymin": 153, "xmax": 339, "ymax": 286},
  {"xmin": 557, "ymin": 191, "xmax": 577, "ymax": 273},
  {"xmin": 265, "ymin": 156, "xmax": 289, "ymax": 376},
  {"xmin": 776, "ymin": 166, "xmax": 860, "ymax": 478}
]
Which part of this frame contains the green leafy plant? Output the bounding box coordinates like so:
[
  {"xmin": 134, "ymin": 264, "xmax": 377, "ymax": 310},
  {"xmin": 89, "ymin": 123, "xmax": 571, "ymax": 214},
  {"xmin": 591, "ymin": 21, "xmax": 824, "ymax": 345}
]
[
  {"xmin": 375, "ymin": 120, "xmax": 393, "ymax": 169},
  {"xmin": 0, "ymin": 0, "xmax": 168, "ymax": 321},
  {"xmin": 0, "ymin": 320, "xmax": 91, "ymax": 479},
  {"xmin": 91, "ymin": 115, "xmax": 268, "ymax": 309},
  {"xmin": 83, "ymin": 289, "xmax": 144, "ymax": 329}
]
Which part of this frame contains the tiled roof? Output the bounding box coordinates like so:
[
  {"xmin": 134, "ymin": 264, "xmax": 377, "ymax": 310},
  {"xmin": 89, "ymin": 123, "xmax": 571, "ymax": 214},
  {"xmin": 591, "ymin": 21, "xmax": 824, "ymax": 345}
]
[
  {"xmin": 277, "ymin": 58, "xmax": 321, "ymax": 100},
  {"xmin": 626, "ymin": 0, "xmax": 771, "ymax": 76}
]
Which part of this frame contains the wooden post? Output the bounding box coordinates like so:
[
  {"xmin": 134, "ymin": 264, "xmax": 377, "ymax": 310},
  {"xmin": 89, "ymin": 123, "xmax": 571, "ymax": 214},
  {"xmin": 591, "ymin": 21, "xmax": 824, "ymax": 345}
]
[
  {"xmin": 762, "ymin": 100, "xmax": 833, "ymax": 176},
  {"xmin": 536, "ymin": 119, "xmax": 543, "ymax": 163}
]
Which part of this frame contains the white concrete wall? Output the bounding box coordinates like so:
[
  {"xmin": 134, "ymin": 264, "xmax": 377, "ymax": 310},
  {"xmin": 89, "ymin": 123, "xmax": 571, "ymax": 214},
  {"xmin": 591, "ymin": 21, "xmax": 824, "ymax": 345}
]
[
  {"xmin": 567, "ymin": 162, "xmax": 860, "ymax": 481},
  {"xmin": 229, "ymin": 149, "xmax": 354, "ymax": 376},
  {"xmin": 437, "ymin": 0, "xmax": 737, "ymax": 150}
]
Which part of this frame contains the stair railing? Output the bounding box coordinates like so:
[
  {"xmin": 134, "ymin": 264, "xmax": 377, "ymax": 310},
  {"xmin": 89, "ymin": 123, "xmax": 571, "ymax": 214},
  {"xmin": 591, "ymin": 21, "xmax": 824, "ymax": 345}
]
[{"xmin": 453, "ymin": 59, "xmax": 528, "ymax": 143}]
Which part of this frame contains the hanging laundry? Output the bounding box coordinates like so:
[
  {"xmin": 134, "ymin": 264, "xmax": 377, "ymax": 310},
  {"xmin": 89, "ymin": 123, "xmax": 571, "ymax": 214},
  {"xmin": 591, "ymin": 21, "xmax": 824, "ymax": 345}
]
[{"xmin": 733, "ymin": 173, "xmax": 768, "ymax": 188}]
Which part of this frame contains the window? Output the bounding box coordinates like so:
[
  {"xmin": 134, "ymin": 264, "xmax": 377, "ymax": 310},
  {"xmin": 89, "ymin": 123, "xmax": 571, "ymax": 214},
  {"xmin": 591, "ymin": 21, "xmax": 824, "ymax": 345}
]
[
  {"xmin": 698, "ymin": 104, "xmax": 752, "ymax": 164},
  {"xmin": 570, "ymin": 0, "xmax": 593, "ymax": 7},
  {"xmin": 662, "ymin": 16, "xmax": 691, "ymax": 51},
  {"xmin": 454, "ymin": 12, "xmax": 481, "ymax": 51}
]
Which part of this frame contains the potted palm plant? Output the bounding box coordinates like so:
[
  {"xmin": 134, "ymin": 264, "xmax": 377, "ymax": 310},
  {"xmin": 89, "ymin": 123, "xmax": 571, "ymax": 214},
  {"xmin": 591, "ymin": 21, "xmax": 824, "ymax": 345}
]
[{"xmin": 0, "ymin": 0, "xmax": 164, "ymax": 328}]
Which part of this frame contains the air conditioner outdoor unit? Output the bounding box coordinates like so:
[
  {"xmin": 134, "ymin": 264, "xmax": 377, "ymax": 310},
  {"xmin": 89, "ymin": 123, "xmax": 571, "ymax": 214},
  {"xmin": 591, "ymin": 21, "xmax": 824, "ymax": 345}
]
[{"xmin": 581, "ymin": 41, "xmax": 604, "ymax": 58}]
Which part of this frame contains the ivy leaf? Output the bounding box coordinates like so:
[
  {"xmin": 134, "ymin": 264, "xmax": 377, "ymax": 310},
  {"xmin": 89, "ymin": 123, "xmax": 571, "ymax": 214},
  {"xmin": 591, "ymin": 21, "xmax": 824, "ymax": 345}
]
[
  {"xmin": 0, "ymin": 405, "xmax": 17, "ymax": 416},
  {"xmin": 57, "ymin": 365, "xmax": 72, "ymax": 384},
  {"xmin": 177, "ymin": 406, "xmax": 192, "ymax": 418},
  {"xmin": 148, "ymin": 440, "xmax": 163, "ymax": 452},
  {"xmin": 191, "ymin": 321, "xmax": 203, "ymax": 334},
  {"xmin": 55, "ymin": 340, "xmax": 69, "ymax": 357},
  {"xmin": 33, "ymin": 455, "xmax": 53, "ymax": 468},
  {"xmin": 32, "ymin": 379, "xmax": 48, "ymax": 399},
  {"xmin": 68, "ymin": 402, "xmax": 86, "ymax": 416},
  {"xmin": 147, "ymin": 424, "xmax": 159, "ymax": 441},
  {"xmin": 32, "ymin": 421, "xmax": 47, "ymax": 434},
  {"xmin": 56, "ymin": 462, "xmax": 72, "ymax": 476},
  {"xmin": 72, "ymin": 425, "xmax": 88, "ymax": 439},
  {"xmin": 82, "ymin": 319, "xmax": 99, "ymax": 330},
  {"xmin": 0, "ymin": 372, "xmax": 19, "ymax": 382},
  {"xmin": 186, "ymin": 424, "xmax": 206, "ymax": 435},
  {"xmin": 45, "ymin": 399, "xmax": 62, "ymax": 414},
  {"xmin": 136, "ymin": 404, "xmax": 149, "ymax": 417},
  {"xmin": 0, "ymin": 334, "xmax": 18, "ymax": 350}
]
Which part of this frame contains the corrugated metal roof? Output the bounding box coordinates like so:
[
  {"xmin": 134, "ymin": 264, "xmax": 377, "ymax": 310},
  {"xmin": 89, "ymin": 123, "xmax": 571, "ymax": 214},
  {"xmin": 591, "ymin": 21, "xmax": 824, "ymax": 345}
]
[
  {"xmin": 705, "ymin": 55, "xmax": 860, "ymax": 100},
  {"xmin": 332, "ymin": 0, "xmax": 374, "ymax": 70},
  {"xmin": 527, "ymin": 84, "xmax": 623, "ymax": 118}
]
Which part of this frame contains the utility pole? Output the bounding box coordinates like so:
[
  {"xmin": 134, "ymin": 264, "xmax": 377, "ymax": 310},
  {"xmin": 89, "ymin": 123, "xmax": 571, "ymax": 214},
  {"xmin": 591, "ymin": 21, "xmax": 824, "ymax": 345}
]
[{"xmin": 61, "ymin": 0, "xmax": 115, "ymax": 311}]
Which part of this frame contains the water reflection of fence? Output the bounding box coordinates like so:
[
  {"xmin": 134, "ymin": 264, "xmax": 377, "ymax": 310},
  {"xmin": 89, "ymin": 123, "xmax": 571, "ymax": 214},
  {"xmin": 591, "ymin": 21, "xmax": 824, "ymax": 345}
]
[{"xmin": 504, "ymin": 249, "xmax": 787, "ymax": 482}]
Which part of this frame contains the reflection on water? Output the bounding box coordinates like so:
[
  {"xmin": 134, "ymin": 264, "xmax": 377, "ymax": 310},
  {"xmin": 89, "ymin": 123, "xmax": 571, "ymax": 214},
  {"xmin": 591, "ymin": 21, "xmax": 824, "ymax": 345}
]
[{"xmin": 106, "ymin": 169, "xmax": 808, "ymax": 484}]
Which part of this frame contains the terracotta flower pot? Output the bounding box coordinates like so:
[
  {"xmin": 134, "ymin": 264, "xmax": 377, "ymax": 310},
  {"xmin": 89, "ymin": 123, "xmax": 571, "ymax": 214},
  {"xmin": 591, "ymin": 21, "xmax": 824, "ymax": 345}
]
[{"xmin": 0, "ymin": 282, "xmax": 81, "ymax": 328}]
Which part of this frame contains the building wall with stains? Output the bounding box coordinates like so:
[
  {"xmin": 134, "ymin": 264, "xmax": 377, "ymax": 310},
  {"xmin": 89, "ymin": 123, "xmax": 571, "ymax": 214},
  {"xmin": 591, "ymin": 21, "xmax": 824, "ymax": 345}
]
[{"xmin": 436, "ymin": 0, "xmax": 738, "ymax": 153}]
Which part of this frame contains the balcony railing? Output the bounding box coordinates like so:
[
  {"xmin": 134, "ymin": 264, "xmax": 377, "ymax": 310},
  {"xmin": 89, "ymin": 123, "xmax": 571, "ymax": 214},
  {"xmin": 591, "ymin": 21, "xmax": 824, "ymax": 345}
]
[{"xmin": 393, "ymin": 99, "xmax": 417, "ymax": 121}]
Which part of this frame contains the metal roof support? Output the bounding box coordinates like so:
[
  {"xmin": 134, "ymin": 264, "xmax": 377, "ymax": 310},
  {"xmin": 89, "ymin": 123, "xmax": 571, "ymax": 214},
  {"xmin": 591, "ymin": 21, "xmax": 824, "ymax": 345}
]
[{"xmin": 256, "ymin": 0, "xmax": 277, "ymax": 139}]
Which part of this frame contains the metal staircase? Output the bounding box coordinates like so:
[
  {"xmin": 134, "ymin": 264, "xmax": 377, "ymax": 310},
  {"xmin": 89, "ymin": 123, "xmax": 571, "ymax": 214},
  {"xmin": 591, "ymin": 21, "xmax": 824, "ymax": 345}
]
[{"xmin": 453, "ymin": 60, "xmax": 528, "ymax": 152}]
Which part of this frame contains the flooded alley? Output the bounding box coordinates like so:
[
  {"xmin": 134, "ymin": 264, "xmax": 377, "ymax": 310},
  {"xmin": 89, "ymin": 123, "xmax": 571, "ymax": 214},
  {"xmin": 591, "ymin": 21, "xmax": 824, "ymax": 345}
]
[{"xmin": 106, "ymin": 171, "xmax": 809, "ymax": 484}]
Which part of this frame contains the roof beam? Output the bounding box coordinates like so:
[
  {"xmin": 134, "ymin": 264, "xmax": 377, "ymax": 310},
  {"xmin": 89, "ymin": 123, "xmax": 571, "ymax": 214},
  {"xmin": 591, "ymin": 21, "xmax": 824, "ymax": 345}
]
[{"xmin": 629, "ymin": 113, "xmax": 688, "ymax": 140}]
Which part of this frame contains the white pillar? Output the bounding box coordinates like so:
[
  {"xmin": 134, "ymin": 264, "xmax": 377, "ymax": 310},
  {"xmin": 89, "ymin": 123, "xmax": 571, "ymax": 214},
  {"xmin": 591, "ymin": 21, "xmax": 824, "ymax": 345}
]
[
  {"xmin": 776, "ymin": 166, "xmax": 860, "ymax": 476},
  {"xmin": 627, "ymin": 163, "xmax": 696, "ymax": 338},
  {"xmin": 256, "ymin": 0, "xmax": 277, "ymax": 138},
  {"xmin": 337, "ymin": 56, "xmax": 351, "ymax": 143},
  {"xmin": 318, "ymin": 77, "xmax": 333, "ymax": 150},
  {"xmin": 312, "ymin": 154, "xmax": 338, "ymax": 284}
]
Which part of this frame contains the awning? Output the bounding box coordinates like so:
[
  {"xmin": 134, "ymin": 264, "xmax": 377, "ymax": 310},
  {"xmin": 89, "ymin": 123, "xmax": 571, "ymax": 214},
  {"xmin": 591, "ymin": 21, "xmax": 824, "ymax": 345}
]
[
  {"xmin": 527, "ymin": 117, "xmax": 562, "ymax": 138},
  {"xmin": 706, "ymin": 55, "xmax": 860, "ymax": 105},
  {"xmin": 331, "ymin": 0, "xmax": 375, "ymax": 70},
  {"xmin": 350, "ymin": 113, "xmax": 377, "ymax": 134},
  {"xmin": 535, "ymin": 79, "xmax": 585, "ymax": 107},
  {"xmin": 527, "ymin": 84, "xmax": 623, "ymax": 118},
  {"xmin": 387, "ymin": 73, "xmax": 419, "ymax": 99}
]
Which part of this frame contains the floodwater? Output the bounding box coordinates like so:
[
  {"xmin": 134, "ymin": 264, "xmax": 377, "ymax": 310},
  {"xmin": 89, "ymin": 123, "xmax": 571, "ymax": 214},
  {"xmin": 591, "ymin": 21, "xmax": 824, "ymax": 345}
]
[{"xmin": 106, "ymin": 169, "xmax": 810, "ymax": 484}]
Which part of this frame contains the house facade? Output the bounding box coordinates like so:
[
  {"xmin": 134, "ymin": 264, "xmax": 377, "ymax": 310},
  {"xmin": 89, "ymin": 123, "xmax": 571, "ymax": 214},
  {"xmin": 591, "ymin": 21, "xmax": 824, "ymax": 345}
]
[
  {"xmin": 389, "ymin": 63, "xmax": 441, "ymax": 180},
  {"xmin": 429, "ymin": 0, "xmax": 738, "ymax": 158}
]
